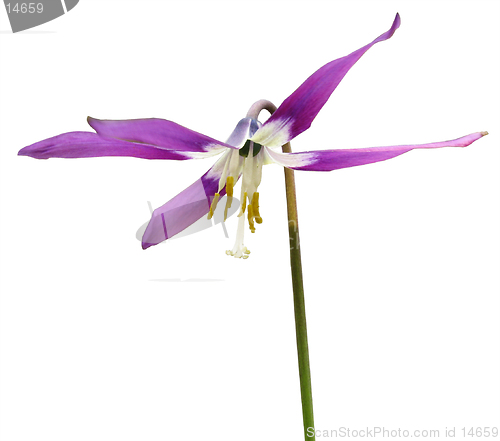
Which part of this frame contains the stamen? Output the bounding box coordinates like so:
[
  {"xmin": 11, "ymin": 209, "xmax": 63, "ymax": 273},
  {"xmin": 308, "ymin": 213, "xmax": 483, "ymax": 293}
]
[
  {"xmin": 226, "ymin": 176, "xmax": 234, "ymax": 197},
  {"xmin": 218, "ymin": 151, "xmax": 231, "ymax": 193},
  {"xmin": 238, "ymin": 191, "xmax": 247, "ymax": 216},
  {"xmin": 251, "ymin": 192, "xmax": 262, "ymax": 224},
  {"xmin": 224, "ymin": 196, "xmax": 232, "ymax": 222},
  {"xmin": 247, "ymin": 205, "xmax": 256, "ymax": 233},
  {"xmin": 223, "ymin": 176, "xmax": 234, "ymax": 221},
  {"xmin": 207, "ymin": 193, "xmax": 220, "ymax": 219}
]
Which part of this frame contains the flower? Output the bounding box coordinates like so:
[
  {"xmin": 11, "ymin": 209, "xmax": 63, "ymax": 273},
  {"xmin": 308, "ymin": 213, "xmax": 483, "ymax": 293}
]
[{"xmin": 18, "ymin": 13, "xmax": 487, "ymax": 258}]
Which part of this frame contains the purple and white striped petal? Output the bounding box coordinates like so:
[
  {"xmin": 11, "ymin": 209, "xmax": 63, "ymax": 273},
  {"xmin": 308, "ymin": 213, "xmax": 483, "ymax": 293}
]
[
  {"xmin": 225, "ymin": 117, "xmax": 261, "ymax": 148},
  {"xmin": 264, "ymin": 132, "xmax": 488, "ymax": 171},
  {"xmin": 88, "ymin": 117, "xmax": 237, "ymax": 152},
  {"xmin": 17, "ymin": 131, "xmax": 208, "ymax": 160},
  {"xmin": 142, "ymin": 152, "xmax": 230, "ymax": 249},
  {"xmin": 251, "ymin": 13, "xmax": 401, "ymax": 148}
]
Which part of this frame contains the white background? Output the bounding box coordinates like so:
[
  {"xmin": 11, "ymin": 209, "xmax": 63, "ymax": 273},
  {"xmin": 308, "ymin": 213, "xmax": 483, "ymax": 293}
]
[{"xmin": 1, "ymin": 1, "xmax": 499, "ymax": 440}]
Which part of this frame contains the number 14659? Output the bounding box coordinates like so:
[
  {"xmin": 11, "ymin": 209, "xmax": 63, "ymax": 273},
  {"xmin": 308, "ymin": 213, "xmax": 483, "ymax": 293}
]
[{"xmin": 6, "ymin": 3, "xmax": 44, "ymax": 13}]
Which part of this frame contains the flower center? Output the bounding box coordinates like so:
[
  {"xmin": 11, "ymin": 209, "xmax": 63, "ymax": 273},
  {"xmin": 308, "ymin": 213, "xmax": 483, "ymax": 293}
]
[
  {"xmin": 207, "ymin": 140, "xmax": 265, "ymax": 258},
  {"xmin": 239, "ymin": 139, "xmax": 263, "ymax": 157}
]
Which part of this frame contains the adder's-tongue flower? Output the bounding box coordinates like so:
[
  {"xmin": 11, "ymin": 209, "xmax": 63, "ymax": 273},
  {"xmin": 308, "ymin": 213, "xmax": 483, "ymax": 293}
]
[{"xmin": 18, "ymin": 13, "xmax": 487, "ymax": 258}]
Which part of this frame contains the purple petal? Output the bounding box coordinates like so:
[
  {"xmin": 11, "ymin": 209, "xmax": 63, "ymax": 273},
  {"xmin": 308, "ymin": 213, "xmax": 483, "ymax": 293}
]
[
  {"xmin": 142, "ymin": 153, "xmax": 228, "ymax": 249},
  {"xmin": 88, "ymin": 117, "xmax": 237, "ymax": 152},
  {"xmin": 17, "ymin": 131, "xmax": 201, "ymax": 160},
  {"xmin": 264, "ymin": 132, "xmax": 488, "ymax": 171},
  {"xmin": 252, "ymin": 13, "xmax": 401, "ymax": 147}
]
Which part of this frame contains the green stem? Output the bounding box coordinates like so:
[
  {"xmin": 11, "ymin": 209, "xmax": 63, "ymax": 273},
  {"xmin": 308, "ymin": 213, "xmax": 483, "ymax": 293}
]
[
  {"xmin": 282, "ymin": 141, "xmax": 315, "ymax": 439},
  {"xmin": 246, "ymin": 100, "xmax": 315, "ymax": 439}
]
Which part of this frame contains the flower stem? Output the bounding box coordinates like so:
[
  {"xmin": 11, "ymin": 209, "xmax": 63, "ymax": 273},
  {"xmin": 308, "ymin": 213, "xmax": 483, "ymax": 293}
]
[
  {"xmin": 247, "ymin": 100, "xmax": 315, "ymax": 439},
  {"xmin": 282, "ymin": 141, "xmax": 315, "ymax": 440}
]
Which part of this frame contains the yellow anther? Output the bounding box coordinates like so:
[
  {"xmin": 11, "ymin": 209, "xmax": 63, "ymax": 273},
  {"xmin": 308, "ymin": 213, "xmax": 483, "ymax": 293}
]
[
  {"xmin": 224, "ymin": 176, "xmax": 234, "ymax": 221},
  {"xmin": 247, "ymin": 204, "xmax": 256, "ymax": 233},
  {"xmin": 207, "ymin": 193, "xmax": 220, "ymax": 219},
  {"xmin": 226, "ymin": 176, "xmax": 234, "ymax": 197},
  {"xmin": 238, "ymin": 191, "xmax": 247, "ymax": 217},
  {"xmin": 251, "ymin": 192, "xmax": 262, "ymax": 224}
]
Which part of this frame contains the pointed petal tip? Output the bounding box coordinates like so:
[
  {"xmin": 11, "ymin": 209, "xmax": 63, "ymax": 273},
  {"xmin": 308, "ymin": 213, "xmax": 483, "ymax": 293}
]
[
  {"xmin": 87, "ymin": 116, "xmax": 99, "ymax": 130},
  {"xmin": 17, "ymin": 145, "xmax": 42, "ymax": 158},
  {"xmin": 462, "ymin": 131, "xmax": 489, "ymax": 146},
  {"xmin": 388, "ymin": 13, "xmax": 401, "ymax": 37},
  {"xmin": 142, "ymin": 239, "xmax": 161, "ymax": 250}
]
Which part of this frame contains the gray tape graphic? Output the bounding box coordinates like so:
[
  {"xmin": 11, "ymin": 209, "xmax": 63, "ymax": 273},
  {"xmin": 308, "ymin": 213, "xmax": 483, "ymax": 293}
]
[
  {"xmin": 3, "ymin": 0, "xmax": 79, "ymax": 33},
  {"xmin": 64, "ymin": 0, "xmax": 77, "ymax": 11}
]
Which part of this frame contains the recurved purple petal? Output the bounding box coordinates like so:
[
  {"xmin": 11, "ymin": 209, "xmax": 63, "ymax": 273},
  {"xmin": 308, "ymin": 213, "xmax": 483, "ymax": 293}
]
[
  {"xmin": 17, "ymin": 131, "xmax": 205, "ymax": 160},
  {"xmin": 142, "ymin": 152, "xmax": 229, "ymax": 249},
  {"xmin": 251, "ymin": 13, "xmax": 401, "ymax": 148},
  {"xmin": 88, "ymin": 117, "xmax": 237, "ymax": 152},
  {"xmin": 265, "ymin": 132, "xmax": 488, "ymax": 171}
]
